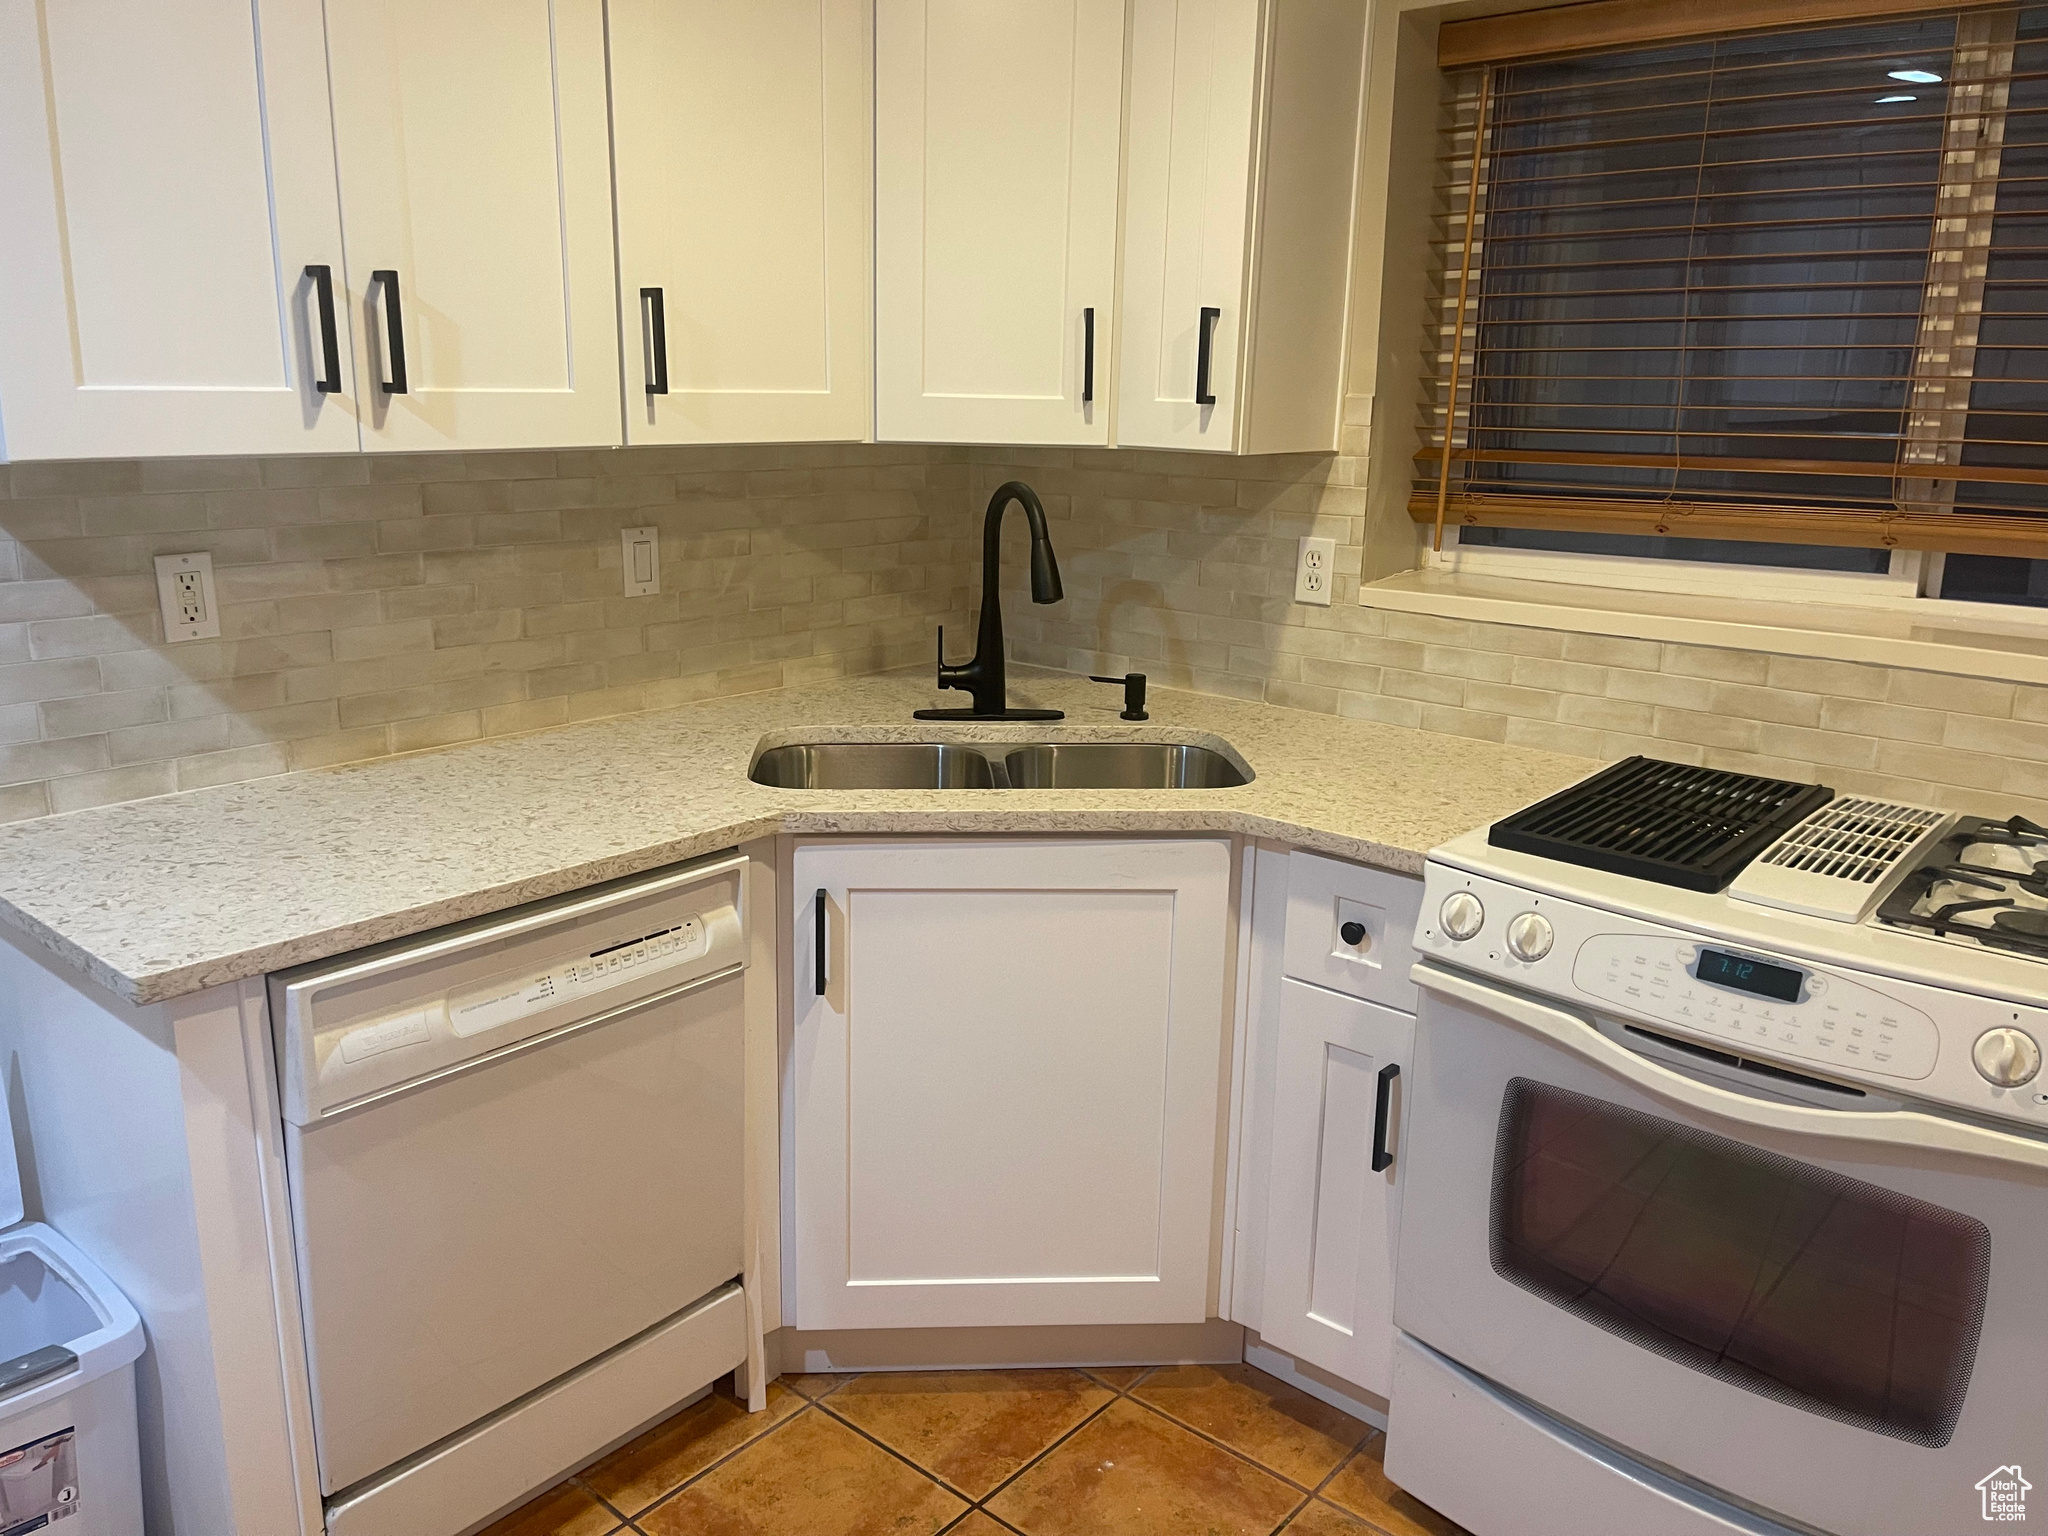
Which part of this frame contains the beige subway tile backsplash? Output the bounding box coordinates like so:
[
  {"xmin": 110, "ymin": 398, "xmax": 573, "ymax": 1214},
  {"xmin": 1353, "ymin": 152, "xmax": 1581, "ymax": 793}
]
[
  {"xmin": 977, "ymin": 438, "xmax": 2048, "ymax": 824},
  {"xmin": 1, "ymin": 432, "xmax": 2041, "ymax": 823},
  {"xmin": 0, "ymin": 443, "xmax": 974, "ymax": 821}
]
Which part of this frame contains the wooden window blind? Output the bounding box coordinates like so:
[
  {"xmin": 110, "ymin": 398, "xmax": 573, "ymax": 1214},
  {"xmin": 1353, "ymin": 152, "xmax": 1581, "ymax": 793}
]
[{"xmin": 1416, "ymin": 3, "xmax": 2048, "ymax": 558}]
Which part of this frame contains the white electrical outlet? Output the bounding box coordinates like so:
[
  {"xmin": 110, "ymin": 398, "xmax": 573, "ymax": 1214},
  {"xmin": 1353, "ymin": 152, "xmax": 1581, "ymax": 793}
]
[
  {"xmin": 1293, "ymin": 536, "xmax": 1336, "ymax": 606},
  {"xmin": 621, "ymin": 525, "xmax": 660, "ymax": 597},
  {"xmin": 154, "ymin": 552, "xmax": 221, "ymax": 641}
]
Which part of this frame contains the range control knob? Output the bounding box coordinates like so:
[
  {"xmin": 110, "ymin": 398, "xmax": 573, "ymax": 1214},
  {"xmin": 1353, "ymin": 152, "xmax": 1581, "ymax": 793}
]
[
  {"xmin": 1439, "ymin": 891, "xmax": 1485, "ymax": 941},
  {"xmin": 1973, "ymin": 1027, "xmax": 2043, "ymax": 1088},
  {"xmin": 1506, "ymin": 912, "xmax": 1554, "ymax": 962}
]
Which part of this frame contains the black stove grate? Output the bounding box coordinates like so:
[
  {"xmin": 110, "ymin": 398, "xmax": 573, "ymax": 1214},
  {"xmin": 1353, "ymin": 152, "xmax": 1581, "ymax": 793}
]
[{"xmin": 1490, "ymin": 756, "xmax": 1834, "ymax": 893}]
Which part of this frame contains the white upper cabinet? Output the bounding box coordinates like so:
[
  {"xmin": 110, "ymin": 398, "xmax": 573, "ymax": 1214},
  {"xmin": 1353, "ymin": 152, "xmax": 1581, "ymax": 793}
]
[
  {"xmin": 1115, "ymin": 0, "xmax": 1260, "ymax": 452},
  {"xmin": 1116, "ymin": 0, "xmax": 1366, "ymax": 453},
  {"xmin": 874, "ymin": 0, "xmax": 1125, "ymax": 446},
  {"xmin": 611, "ymin": 0, "xmax": 871, "ymax": 445},
  {"xmin": 0, "ymin": 0, "xmax": 359, "ymax": 460},
  {"xmin": 324, "ymin": 0, "xmax": 621, "ymax": 452},
  {"xmin": 791, "ymin": 838, "xmax": 1231, "ymax": 1330}
]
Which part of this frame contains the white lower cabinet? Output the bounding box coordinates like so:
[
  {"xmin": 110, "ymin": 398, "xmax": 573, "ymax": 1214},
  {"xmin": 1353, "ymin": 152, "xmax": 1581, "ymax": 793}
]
[
  {"xmin": 1258, "ymin": 978, "xmax": 1411, "ymax": 1398},
  {"xmin": 790, "ymin": 838, "xmax": 1231, "ymax": 1330},
  {"xmin": 1238, "ymin": 848, "xmax": 1422, "ymax": 1401}
]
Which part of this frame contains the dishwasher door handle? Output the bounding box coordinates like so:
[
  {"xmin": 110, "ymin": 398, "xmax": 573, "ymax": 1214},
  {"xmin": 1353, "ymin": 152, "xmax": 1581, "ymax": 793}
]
[{"xmin": 302, "ymin": 962, "xmax": 743, "ymax": 1124}]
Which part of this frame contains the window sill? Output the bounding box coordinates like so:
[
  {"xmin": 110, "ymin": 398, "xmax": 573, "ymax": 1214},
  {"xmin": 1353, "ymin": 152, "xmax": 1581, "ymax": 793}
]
[{"xmin": 1359, "ymin": 569, "xmax": 2048, "ymax": 687}]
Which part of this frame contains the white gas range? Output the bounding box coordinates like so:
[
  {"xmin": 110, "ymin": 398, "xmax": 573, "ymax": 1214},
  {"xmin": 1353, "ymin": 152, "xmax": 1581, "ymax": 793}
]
[{"xmin": 1382, "ymin": 759, "xmax": 2048, "ymax": 1536}]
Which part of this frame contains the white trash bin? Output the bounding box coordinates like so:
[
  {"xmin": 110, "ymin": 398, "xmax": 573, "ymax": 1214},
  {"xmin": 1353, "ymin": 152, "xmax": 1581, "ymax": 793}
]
[{"xmin": 0, "ymin": 1100, "xmax": 144, "ymax": 1536}]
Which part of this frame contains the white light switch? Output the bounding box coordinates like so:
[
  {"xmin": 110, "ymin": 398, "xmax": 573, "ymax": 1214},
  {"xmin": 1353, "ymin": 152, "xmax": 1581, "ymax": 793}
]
[
  {"xmin": 154, "ymin": 552, "xmax": 221, "ymax": 641},
  {"xmin": 621, "ymin": 525, "xmax": 660, "ymax": 597}
]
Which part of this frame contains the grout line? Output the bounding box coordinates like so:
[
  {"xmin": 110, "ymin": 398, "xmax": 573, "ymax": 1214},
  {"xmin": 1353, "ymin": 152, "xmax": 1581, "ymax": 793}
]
[
  {"xmin": 623, "ymin": 1399, "xmax": 816, "ymax": 1522},
  {"xmin": 811, "ymin": 1389, "xmax": 987, "ymax": 1505},
  {"xmin": 963, "ymin": 1392, "xmax": 1125, "ymax": 1514},
  {"xmin": 1310, "ymin": 1440, "xmax": 1420, "ymax": 1536},
  {"xmin": 1264, "ymin": 1428, "xmax": 1381, "ymax": 1536},
  {"xmin": 795, "ymin": 1369, "xmax": 861, "ymax": 1403},
  {"xmin": 573, "ymin": 1471, "xmax": 634, "ymax": 1526},
  {"xmin": 1267, "ymin": 1435, "xmax": 1393, "ymax": 1536},
  {"xmin": 1116, "ymin": 1392, "xmax": 1339, "ymax": 1499},
  {"xmin": 541, "ymin": 1367, "xmax": 1399, "ymax": 1536}
]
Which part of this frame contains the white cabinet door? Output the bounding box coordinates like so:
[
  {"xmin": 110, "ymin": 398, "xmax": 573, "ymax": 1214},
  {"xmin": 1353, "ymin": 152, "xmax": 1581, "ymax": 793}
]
[
  {"xmin": 325, "ymin": 0, "xmax": 621, "ymax": 451},
  {"xmin": 1117, "ymin": 0, "xmax": 1365, "ymax": 454},
  {"xmin": 611, "ymin": 0, "xmax": 871, "ymax": 445},
  {"xmin": 1115, "ymin": 0, "xmax": 1260, "ymax": 451},
  {"xmin": 0, "ymin": 0, "xmax": 358, "ymax": 460},
  {"xmin": 1259, "ymin": 978, "xmax": 1410, "ymax": 1397},
  {"xmin": 874, "ymin": 0, "xmax": 1124, "ymax": 446},
  {"xmin": 792, "ymin": 838, "xmax": 1231, "ymax": 1329}
]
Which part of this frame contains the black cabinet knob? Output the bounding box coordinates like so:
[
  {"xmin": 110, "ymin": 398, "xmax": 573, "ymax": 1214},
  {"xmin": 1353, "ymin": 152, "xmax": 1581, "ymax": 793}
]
[{"xmin": 1340, "ymin": 921, "xmax": 1368, "ymax": 947}]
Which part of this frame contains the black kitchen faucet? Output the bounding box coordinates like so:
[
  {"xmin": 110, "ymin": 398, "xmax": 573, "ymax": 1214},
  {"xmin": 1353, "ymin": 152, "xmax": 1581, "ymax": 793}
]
[{"xmin": 915, "ymin": 480, "xmax": 1066, "ymax": 721}]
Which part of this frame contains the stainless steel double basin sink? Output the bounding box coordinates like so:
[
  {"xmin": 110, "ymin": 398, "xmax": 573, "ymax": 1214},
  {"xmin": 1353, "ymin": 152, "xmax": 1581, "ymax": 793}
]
[{"xmin": 749, "ymin": 740, "xmax": 1250, "ymax": 791}]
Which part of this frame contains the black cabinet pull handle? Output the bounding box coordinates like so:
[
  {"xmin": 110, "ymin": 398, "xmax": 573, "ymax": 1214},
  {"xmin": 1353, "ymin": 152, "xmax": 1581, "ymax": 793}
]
[
  {"xmin": 641, "ymin": 286, "xmax": 669, "ymax": 396},
  {"xmin": 1082, "ymin": 306, "xmax": 1095, "ymax": 405},
  {"xmin": 1371, "ymin": 1062, "xmax": 1400, "ymax": 1173},
  {"xmin": 814, "ymin": 888, "xmax": 828, "ymax": 997},
  {"xmin": 372, "ymin": 269, "xmax": 408, "ymax": 395},
  {"xmin": 305, "ymin": 265, "xmax": 341, "ymax": 395},
  {"xmin": 1195, "ymin": 305, "xmax": 1220, "ymax": 407}
]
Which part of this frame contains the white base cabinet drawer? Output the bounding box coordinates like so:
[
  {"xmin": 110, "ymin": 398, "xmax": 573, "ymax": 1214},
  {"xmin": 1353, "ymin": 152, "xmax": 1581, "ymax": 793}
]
[
  {"xmin": 790, "ymin": 838, "xmax": 1231, "ymax": 1330},
  {"xmin": 1257, "ymin": 978, "xmax": 1411, "ymax": 1398},
  {"xmin": 1282, "ymin": 851, "xmax": 1422, "ymax": 1013}
]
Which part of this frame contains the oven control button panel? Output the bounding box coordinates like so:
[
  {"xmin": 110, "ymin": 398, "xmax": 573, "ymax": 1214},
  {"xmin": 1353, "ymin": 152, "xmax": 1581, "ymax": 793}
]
[{"xmin": 1573, "ymin": 934, "xmax": 1940, "ymax": 1080}]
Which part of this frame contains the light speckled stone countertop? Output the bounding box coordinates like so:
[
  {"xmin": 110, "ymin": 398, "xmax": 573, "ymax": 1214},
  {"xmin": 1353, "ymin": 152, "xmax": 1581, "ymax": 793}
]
[{"xmin": 0, "ymin": 669, "xmax": 1596, "ymax": 1005}]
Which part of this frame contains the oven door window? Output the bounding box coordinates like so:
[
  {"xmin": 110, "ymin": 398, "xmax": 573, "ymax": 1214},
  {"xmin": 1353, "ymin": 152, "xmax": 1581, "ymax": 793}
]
[{"xmin": 1490, "ymin": 1079, "xmax": 1990, "ymax": 1447}]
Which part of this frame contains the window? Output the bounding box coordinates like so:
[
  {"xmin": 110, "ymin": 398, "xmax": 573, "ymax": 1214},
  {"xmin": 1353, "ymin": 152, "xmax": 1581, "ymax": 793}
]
[{"xmin": 1417, "ymin": 2, "xmax": 2048, "ymax": 604}]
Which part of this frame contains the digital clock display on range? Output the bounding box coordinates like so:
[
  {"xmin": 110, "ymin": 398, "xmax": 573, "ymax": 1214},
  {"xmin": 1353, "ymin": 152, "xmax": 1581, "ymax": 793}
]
[{"xmin": 1694, "ymin": 948, "xmax": 1804, "ymax": 1003}]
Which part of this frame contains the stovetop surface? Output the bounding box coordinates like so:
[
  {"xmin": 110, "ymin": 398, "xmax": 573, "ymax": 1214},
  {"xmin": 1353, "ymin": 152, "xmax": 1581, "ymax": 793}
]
[
  {"xmin": 1877, "ymin": 815, "xmax": 2048, "ymax": 962},
  {"xmin": 1433, "ymin": 812, "xmax": 2048, "ymax": 1011}
]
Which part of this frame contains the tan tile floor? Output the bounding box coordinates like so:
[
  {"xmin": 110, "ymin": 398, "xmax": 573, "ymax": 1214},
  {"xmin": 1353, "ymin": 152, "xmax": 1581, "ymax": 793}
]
[{"xmin": 480, "ymin": 1362, "xmax": 1472, "ymax": 1536}]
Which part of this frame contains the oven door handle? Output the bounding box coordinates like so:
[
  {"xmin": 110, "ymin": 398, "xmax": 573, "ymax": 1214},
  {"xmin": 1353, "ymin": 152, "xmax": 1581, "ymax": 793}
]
[{"xmin": 1413, "ymin": 961, "xmax": 2048, "ymax": 1173}]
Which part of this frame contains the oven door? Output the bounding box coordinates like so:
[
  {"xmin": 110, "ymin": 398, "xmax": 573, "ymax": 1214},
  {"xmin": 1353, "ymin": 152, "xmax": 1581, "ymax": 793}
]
[{"xmin": 1398, "ymin": 961, "xmax": 2048, "ymax": 1536}]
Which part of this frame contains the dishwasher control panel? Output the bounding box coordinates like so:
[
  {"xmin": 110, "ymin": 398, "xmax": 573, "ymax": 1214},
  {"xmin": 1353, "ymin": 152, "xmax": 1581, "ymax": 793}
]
[
  {"xmin": 446, "ymin": 916, "xmax": 708, "ymax": 1039},
  {"xmin": 272, "ymin": 855, "xmax": 747, "ymax": 1123}
]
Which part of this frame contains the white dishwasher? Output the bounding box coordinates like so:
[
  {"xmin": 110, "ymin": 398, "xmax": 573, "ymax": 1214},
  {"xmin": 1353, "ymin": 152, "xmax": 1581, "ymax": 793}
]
[{"xmin": 270, "ymin": 852, "xmax": 750, "ymax": 1536}]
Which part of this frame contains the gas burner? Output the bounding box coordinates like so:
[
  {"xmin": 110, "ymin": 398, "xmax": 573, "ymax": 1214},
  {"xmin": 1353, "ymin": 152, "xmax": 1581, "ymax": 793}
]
[
  {"xmin": 1995, "ymin": 909, "xmax": 2048, "ymax": 940},
  {"xmin": 1969, "ymin": 814, "xmax": 2048, "ymax": 847},
  {"xmin": 1932, "ymin": 865, "xmax": 2020, "ymax": 892},
  {"xmin": 1876, "ymin": 815, "xmax": 2048, "ymax": 962}
]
